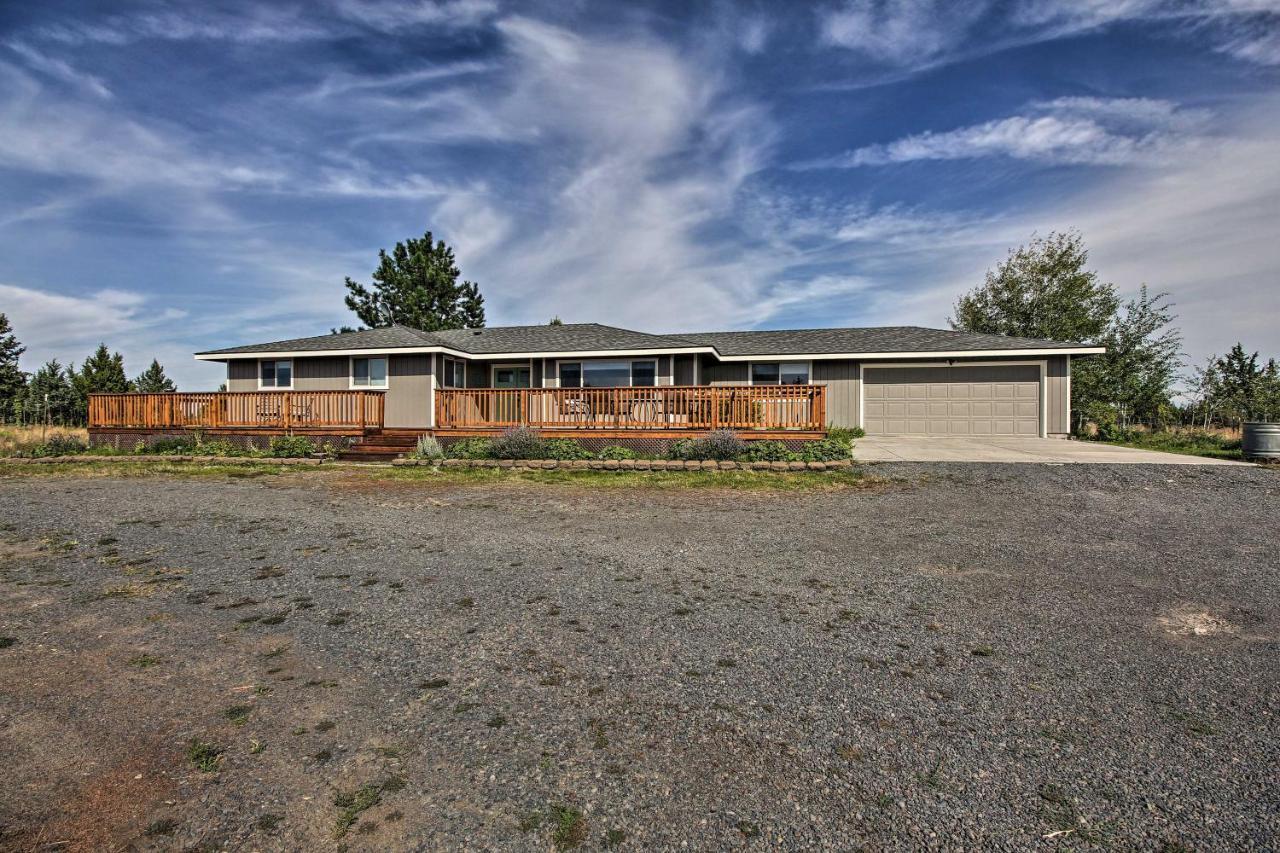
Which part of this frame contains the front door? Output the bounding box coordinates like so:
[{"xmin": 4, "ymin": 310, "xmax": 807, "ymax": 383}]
[{"xmin": 492, "ymin": 364, "xmax": 531, "ymax": 424}]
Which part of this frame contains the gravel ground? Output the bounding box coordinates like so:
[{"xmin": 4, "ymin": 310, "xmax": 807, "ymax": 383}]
[{"xmin": 0, "ymin": 463, "xmax": 1277, "ymax": 852}]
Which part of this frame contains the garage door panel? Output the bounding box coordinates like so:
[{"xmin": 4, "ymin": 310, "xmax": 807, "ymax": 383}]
[{"xmin": 863, "ymin": 365, "xmax": 1041, "ymax": 437}]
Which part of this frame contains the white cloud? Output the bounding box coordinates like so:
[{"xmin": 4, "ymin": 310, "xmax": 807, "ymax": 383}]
[
  {"xmin": 328, "ymin": 0, "xmax": 500, "ymax": 32},
  {"xmin": 5, "ymin": 41, "xmax": 113, "ymax": 99},
  {"xmin": 818, "ymin": 0, "xmax": 1280, "ymax": 74},
  {"xmin": 820, "ymin": 0, "xmax": 992, "ymax": 65},
  {"xmin": 798, "ymin": 97, "xmax": 1209, "ymax": 168}
]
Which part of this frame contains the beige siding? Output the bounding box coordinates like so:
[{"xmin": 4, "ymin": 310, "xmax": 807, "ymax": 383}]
[
  {"xmin": 227, "ymin": 360, "xmax": 257, "ymax": 392},
  {"xmin": 385, "ymin": 355, "xmax": 432, "ymax": 428},
  {"xmin": 813, "ymin": 360, "xmax": 859, "ymax": 428},
  {"xmin": 1046, "ymin": 355, "xmax": 1070, "ymax": 436}
]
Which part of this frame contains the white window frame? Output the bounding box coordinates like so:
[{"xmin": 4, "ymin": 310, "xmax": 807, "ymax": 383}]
[
  {"xmin": 556, "ymin": 358, "xmax": 658, "ymax": 388},
  {"xmin": 748, "ymin": 360, "xmax": 812, "ymax": 386},
  {"xmin": 490, "ymin": 361, "xmax": 533, "ymax": 388},
  {"xmin": 257, "ymin": 359, "xmax": 294, "ymax": 389},
  {"xmin": 442, "ymin": 356, "xmax": 467, "ymax": 389},
  {"xmin": 349, "ymin": 356, "xmax": 389, "ymax": 390}
]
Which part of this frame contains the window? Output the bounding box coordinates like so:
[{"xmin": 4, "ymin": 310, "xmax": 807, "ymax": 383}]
[
  {"xmin": 630, "ymin": 360, "xmax": 656, "ymax": 386},
  {"xmin": 259, "ymin": 360, "xmax": 292, "ymax": 388},
  {"xmin": 443, "ymin": 357, "xmax": 466, "ymax": 388},
  {"xmin": 750, "ymin": 361, "xmax": 809, "ymax": 385},
  {"xmin": 560, "ymin": 360, "xmax": 658, "ymax": 388},
  {"xmin": 351, "ymin": 357, "xmax": 388, "ymax": 388},
  {"xmin": 559, "ymin": 362, "xmax": 582, "ymax": 388}
]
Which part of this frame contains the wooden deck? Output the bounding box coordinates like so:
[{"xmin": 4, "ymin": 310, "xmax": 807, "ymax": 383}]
[
  {"xmin": 435, "ymin": 385, "xmax": 826, "ymax": 432},
  {"xmin": 88, "ymin": 391, "xmax": 385, "ymax": 431}
]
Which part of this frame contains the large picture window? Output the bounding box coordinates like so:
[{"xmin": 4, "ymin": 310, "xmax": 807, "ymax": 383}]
[
  {"xmin": 559, "ymin": 360, "xmax": 657, "ymax": 388},
  {"xmin": 259, "ymin": 360, "xmax": 292, "ymax": 388},
  {"xmin": 351, "ymin": 357, "xmax": 388, "ymax": 388},
  {"xmin": 750, "ymin": 361, "xmax": 809, "ymax": 385}
]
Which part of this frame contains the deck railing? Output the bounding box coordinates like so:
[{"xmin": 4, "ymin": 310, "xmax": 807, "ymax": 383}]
[
  {"xmin": 89, "ymin": 391, "xmax": 385, "ymax": 430},
  {"xmin": 435, "ymin": 385, "xmax": 826, "ymax": 431}
]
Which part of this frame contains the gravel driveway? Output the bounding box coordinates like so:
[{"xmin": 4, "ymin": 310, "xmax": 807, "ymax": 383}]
[{"xmin": 0, "ymin": 464, "xmax": 1277, "ymax": 851}]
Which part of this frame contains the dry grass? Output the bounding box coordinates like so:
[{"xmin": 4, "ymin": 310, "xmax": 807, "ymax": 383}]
[{"xmin": 0, "ymin": 425, "xmax": 87, "ymax": 456}]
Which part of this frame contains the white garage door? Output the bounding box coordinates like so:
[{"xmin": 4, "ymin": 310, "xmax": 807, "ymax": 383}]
[{"xmin": 863, "ymin": 365, "xmax": 1041, "ymax": 436}]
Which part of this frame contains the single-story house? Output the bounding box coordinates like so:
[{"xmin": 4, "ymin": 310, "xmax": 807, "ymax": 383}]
[{"xmin": 87, "ymin": 322, "xmax": 1102, "ymax": 452}]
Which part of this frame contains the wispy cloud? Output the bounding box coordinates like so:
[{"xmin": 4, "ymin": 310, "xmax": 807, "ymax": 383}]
[
  {"xmin": 328, "ymin": 0, "xmax": 500, "ymax": 32},
  {"xmin": 818, "ymin": 0, "xmax": 1280, "ymax": 77},
  {"xmin": 796, "ymin": 97, "xmax": 1210, "ymax": 168},
  {"xmin": 5, "ymin": 41, "xmax": 113, "ymax": 98}
]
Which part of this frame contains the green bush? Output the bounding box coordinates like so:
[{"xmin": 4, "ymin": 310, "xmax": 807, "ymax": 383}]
[
  {"xmin": 138, "ymin": 436, "xmax": 197, "ymax": 455},
  {"xmin": 740, "ymin": 440, "xmax": 797, "ymax": 462},
  {"xmin": 489, "ymin": 426, "xmax": 544, "ymax": 459},
  {"xmin": 797, "ymin": 438, "xmax": 852, "ymax": 462},
  {"xmin": 826, "ymin": 426, "xmax": 863, "ymax": 445},
  {"xmin": 447, "ymin": 437, "xmax": 494, "ymax": 459},
  {"xmin": 267, "ymin": 435, "xmax": 318, "ymax": 457},
  {"xmin": 29, "ymin": 434, "xmax": 88, "ymax": 457},
  {"xmin": 542, "ymin": 438, "xmax": 593, "ymax": 460},
  {"xmin": 596, "ymin": 444, "xmax": 638, "ymax": 461},
  {"xmin": 194, "ymin": 438, "xmax": 243, "ymax": 457}
]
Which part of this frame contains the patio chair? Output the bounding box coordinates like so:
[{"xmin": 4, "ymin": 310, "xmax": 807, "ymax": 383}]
[{"xmin": 561, "ymin": 396, "xmax": 593, "ymax": 424}]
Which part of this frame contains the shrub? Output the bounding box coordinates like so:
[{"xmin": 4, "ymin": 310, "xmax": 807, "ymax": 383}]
[
  {"xmin": 797, "ymin": 438, "xmax": 851, "ymax": 462},
  {"xmin": 597, "ymin": 444, "xmax": 637, "ymax": 461},
  {"xmin": 138, "ymin": 436, "xmax": 196, "ymax": 455},
  {"xmin": 412, "ymin": 435, "xmax": 444, "ymax": 460},
  {"xmin": 542, "ymin": 438, "xmax": 593, "ymax": 460},
  {"xmin": 29, "ymin": 434, "xmax": 88, "ymax": 457},
  {"xmin": 488, "ymin": 426, "xmax": 544, "ymax": 459},
  {"xmin": 194, "ymin": 438, "xmax": 241, "ymax": 457},
  {"xmin": 668, "ymin": 429, "xmax": 746, "ymax": 461},
  {"xmin": 447, "ymin": 436, "xmax": 495, "ymax": 459},
  {"xmin": 827, "ymin": 426, "xmax": 863, "ymax": 445},
  {"xmin": 267, "ymin": 435, "xmax": 317, "ymax": 457},
  {"xmin": 740, "ymin": 440, "xmax": 796, "ymax": 462}
]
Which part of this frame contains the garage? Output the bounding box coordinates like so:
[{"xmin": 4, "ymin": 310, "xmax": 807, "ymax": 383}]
[{"xmin": 862, "ymin": 364, "xmax": 1042, "ymax": 437}]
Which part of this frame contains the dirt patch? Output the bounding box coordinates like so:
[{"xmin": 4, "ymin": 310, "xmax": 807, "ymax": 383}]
[{"xmin": 1156, "ymin": 606, "xmax": 1239, "ymax": 637}]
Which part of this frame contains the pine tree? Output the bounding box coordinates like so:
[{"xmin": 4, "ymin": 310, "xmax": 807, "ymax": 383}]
[
  {"xmin": 344, "ymin": 230, "xmax": 485, "ymax": 331},
  {"xmin": 1213, "ymin": 344, "xmax": 1263, "ymax": 426},
  {"xmin": 132, "ymin": 359, "xmax": 177, "ymax": 392},
  {"xmin": 0, "ymin": 313, "xmax": 26, "ymax": 423},
  {"xmin": 21, "ymin": 360, "xmax": 79, "ymax": 425},
  {"xmin": 72, "ymin": 344, "xmax": 129, "ymax": 423}
]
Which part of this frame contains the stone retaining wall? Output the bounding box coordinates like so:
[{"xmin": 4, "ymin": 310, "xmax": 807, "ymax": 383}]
[
  {"xmin": 0, "ymin": 455, "xmax": 328, "ymax": 466},
  {"xmin": 394, "ymin": 458, "xmax": 854, "ymax": 472}
]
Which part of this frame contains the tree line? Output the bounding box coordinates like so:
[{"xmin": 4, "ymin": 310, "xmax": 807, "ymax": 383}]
[
  {"xmin": 952, "ymin": 230, "xmax": 1280, "ymax": 435},
  {"xmin": 0, "ymin": 314, "xmax": 176, "ymax": 426}
]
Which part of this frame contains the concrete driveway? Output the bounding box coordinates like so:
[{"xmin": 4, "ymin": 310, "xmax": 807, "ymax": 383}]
[{"xmin": 854, "ymin": 435, "xmax": 1248, "ymax": 464}]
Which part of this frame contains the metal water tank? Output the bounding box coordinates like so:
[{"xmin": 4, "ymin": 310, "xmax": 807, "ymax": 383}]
[{"xmin": 1242, "ymin": 422, "xmax": 1280, "ymax": 460}]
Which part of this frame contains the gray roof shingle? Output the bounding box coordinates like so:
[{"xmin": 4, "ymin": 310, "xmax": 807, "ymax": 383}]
[
  {"xmin": 667, "ymin": 326, "xmax": 1088, "ymax": 356},
  {"xmin": 196, "ymin": 324, "xmax": 443, "ymax": 356},
  {"xmin": 197, "ymin": 322, "xmax": 1090, "ymax": 358},
  {"xmin": 429, "ymin": 323, "xmax": 698, "ymax": 354}
]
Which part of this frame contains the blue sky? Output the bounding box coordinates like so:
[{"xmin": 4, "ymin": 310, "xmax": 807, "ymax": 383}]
[{"xmin": 0, "ymin": 0, "xmax": 1277, "ymax": 389}]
